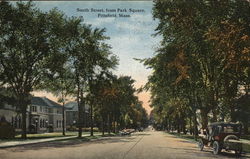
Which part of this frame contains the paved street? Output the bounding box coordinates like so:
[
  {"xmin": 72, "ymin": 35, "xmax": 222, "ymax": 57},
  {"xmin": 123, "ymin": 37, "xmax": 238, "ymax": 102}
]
[{"xmin": 0, "ymin": 130, "xmax": 249, "ymax": 159}]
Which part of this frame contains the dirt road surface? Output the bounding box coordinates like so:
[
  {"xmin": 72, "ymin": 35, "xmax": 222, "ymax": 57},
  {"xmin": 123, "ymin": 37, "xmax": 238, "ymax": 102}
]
[{"xmin": 0, "ymin": 130, "xmax": 249, "ymax": 159}]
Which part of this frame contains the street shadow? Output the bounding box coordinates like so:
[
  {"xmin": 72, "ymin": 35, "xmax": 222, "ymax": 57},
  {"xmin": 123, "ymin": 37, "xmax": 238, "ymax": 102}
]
[
  {"xmin": 219, "ymin": 152, "xmax": 250, "ymax": 159},
  {"xmin": 4, "ymin": 136, "xmax": 137, "ymax": 152},
  {"xmin": 156, "ymin": 146, "xmax": 250, "ymax": 159},
  {"xmin": 179, "ymin": 140, "xmax": 196, "ymax": 144},
  {"xmin": 132, "ymin": 133, "xmax": 151, "ymax": 136},
  {"xmin": 4, "ymin": 138, "xmax": 90, "ymax": 152}
]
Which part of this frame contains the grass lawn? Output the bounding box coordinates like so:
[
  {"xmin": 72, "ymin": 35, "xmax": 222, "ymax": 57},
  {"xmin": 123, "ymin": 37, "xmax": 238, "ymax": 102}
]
[
  {"xmin": 166, "ymin": 132, "xmax": 250, "ymax": 153},
  {"xmin": 167, "ymin": 132, "xmax": 197, "ymax": 142},
  {"xmin": 50, "ymin": 133, "xmax": 117, "ymax": 145}
]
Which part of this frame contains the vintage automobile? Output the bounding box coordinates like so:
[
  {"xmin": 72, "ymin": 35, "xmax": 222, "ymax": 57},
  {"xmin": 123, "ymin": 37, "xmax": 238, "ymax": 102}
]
[
  {"xmin": 119, "ymin": 129, "xmax": 135, "ymax": 135},
  {"xmin": 198, "ymin": 122, "xmax": 242, "ymax": 155}
]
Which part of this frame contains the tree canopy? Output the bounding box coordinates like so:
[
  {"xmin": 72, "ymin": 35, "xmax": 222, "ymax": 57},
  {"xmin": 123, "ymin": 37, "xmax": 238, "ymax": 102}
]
[{"xmin": 142, "ymin": 0, "xmax": 250, "ymax": 135}]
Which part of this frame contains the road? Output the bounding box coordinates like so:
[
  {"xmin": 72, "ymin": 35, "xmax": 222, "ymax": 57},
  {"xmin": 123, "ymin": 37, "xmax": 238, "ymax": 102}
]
[{"xmin": 0, "ymin": 129, "xmax": 249, "ymax": 159}]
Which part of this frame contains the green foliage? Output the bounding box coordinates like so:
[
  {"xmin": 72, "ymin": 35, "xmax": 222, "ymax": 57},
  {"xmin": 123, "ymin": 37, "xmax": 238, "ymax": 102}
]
[
  {"xmin": 89, "ymin": 74, "xmax": 148, "ymax": 132},
  {"xmin": 0, "ymin": 2, "xmax": 64, "ymax": 138},
  {"xmin": 0, "ymin": 1, "xmax": 119, "ymax": 138},
  {"xmin": 0, "ymin": 87, "xmax": 18, "ymax": 108},
  {"xmin": 143, "ymin": 0, "xmax": 250, "ymax": 133}
]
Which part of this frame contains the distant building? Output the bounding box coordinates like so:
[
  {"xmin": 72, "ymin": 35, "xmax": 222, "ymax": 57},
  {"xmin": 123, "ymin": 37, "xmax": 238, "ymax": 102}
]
[
  {"xmin": 65, "ymin": 101, "xmax": 89, "ymax": 128},
  {"xmin": 0, "ymin": 96, "xmax": 64, "ymax": 133}
]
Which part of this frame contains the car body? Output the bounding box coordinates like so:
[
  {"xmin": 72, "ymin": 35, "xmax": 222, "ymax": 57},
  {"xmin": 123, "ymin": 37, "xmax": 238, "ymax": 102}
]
[
  {"xmin": 198, "ymin": 122, "xmax": 242, "ymax": 156},
  {"xmin": 119, "ymin": 129, "xmax": 135, "ymax": 135}
]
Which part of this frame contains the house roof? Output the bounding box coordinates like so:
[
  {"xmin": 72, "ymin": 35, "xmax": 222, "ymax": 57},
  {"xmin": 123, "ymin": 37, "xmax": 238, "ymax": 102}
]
[
  {"xmin": 65, "ymin": 101, "xmax": 78, "ymax": 111},
  {"xmin": 65, "ymin": 101, "xmax": 89, "ymax": 113},
  {"xmin": 31, "ymin": 97, "xmax": 62, "ymax": 108}
]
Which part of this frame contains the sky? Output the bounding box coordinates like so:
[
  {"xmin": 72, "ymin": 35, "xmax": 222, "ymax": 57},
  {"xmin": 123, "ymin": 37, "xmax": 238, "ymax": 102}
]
[{"xmin": 32, "ymin": 1, "xmax": 161, "ymax": 114}]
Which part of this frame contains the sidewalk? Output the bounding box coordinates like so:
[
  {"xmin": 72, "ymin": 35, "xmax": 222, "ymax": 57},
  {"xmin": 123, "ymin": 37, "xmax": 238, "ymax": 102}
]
[
  {"xmin": 0, "ymin": 135, "xmax": 79, "ymax": 148},
  {"xmin": 0, "ymin": 132, "xmax": 107, "ymax": 149}
]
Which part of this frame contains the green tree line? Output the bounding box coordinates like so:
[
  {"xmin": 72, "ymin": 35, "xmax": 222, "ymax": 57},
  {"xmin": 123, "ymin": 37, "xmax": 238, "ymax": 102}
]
[
  {"xmin": 0, "ymin": 1, "xmax": 148, "ymax": 139},
  {"xmin": 141, "ymin": 0, "xmax": 250, "ymax": 136}
]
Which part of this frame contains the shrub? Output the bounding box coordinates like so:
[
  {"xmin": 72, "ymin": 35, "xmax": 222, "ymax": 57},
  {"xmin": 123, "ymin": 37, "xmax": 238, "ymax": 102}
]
[{"xmin": 0, "ymin": 117, "xmax": 15, "ymax": 139}]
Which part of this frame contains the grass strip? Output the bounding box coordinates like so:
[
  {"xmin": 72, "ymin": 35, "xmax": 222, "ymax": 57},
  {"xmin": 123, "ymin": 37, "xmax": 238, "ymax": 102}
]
[{"xmin": 167, "ymin": 132, "xmax": 197, "ymax": 142}]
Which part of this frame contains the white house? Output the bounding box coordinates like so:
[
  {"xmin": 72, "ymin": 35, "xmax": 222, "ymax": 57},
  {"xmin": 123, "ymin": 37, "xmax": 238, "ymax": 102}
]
[{"xmin": 0, "ymin": 96, "xmax": 64, "ymax": 133}]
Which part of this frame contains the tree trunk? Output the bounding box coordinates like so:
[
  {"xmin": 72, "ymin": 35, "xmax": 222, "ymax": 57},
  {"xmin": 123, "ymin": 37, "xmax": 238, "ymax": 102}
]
[
  {"xmin": 108, "ymin": 114, "xmax": 111, "ymax": 134},
  {"xmin": 28, "ymin": 106, "xmax": 32, "ymax": 133},
  {"xmin": 20, "ymin": 95, "xmax": 30, "ymax": 139},
  {"xmin": 177, "ymin": 119, "xmax": 180, "ymax": 133},
  {"xmin": 90, "ymin": 104, "xmax": 93, "ymax": 136},
  {"xmin": 21, "ymin": 108, "xmax": 27, "ymax": 139},
  {"xmin": 243, "ymin": 122, "xmax": 249, "ymax": 135},
  {"xmin": 113, "ymin": 116, "xmax": 116, "ymax": 133},
  {"xmin": 189, "ymin": 117, "xmax": 192, "ymax": 135},
  {"xmin": 211, "ymin": 109, "xmax": 217, "ymax": 122},
  {"xmin": 200, "ymin": 109, "xmax": 209, "ymax": 129},
  {"xmin": 77, "ymin": 84, "xmax": 82, "ymax": 138},
  {"xmin": 230, "ymin": 106, "xmax": 237, "ymax": 122},
  {"xmin": 182, "ymin": 119, "xmax": 186, "ymax": 134},
  {"xmin": 62, "ymin": 101, "xmax": 65, "ymax": 136},
  {"xmin": 102, "ymin": 117, "xmax": 105, "ymax": 136},
  {"xmin": 193, "ymin": 113, "xmax": 199, "ymax": 139}
]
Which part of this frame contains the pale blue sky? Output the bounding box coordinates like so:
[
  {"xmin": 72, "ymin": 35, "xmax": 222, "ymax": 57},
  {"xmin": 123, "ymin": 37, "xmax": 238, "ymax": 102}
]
[{"xmin": 34, "ymin": 1, "xmax": 161, "ymax": 112}]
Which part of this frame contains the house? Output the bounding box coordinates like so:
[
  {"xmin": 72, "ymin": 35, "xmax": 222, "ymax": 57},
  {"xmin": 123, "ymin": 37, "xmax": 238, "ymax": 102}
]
[
  {"xmin": 30, "ymin": 97, "xmax": 64, "ymax": 133},
  {"xmin": 65, "ymin": 101, "xmax": 89, "ymax": 129},
  {"xmin": 0, "ymin": 96, "xmax": 64, "ymax": 133}
]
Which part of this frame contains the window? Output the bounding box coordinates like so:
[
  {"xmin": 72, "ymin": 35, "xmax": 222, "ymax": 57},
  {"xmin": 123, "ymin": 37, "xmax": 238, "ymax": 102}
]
[
  {"xmin": 40, "ymin": 106, "xmax": 42, "ymax": 112},
  {"xmin": 43, "ymin": 119, "xmax": 45, "ymax": 128},
  {"xmin": 11, "ymin": 117, "xmax": 14, "ymax": 126},
  {"xmin": 17, "ymin": 117, "xmax": 21, "ymax": 129},
  {"xmin": 40, "ymin": 119, "xmax": 42, "ymax": 128},
  {"xmin": 32, "ymin": 106, "xmax": 37, "ymax": 112}
]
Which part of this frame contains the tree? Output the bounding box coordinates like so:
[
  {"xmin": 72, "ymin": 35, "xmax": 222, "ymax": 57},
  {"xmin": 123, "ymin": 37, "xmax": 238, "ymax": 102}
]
[
  {"xmin": 141, "ymin": 0, "xmax": 250, "ymax": 135},
  {"xmin": 40, "ymin": 66, "xmax": 75, "ymax": 136},
  {"xmin": 36, "ymin": 8, "xmax": 75, "ymax": 136},
  {"xmin": 63, "ymin": 17, "xmax": 118, "ymax": 137},
  {"xmin": 89, "ymin": 75, "xmax": 148, "ymax": 135},
  {"xmin": 0, "ymin": 2, "xmax": 63, "ymax": 138}
]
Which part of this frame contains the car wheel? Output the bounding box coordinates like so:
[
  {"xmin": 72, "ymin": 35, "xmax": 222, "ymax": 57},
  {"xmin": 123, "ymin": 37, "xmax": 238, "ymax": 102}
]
[
  {"xmin": 213, "ymin": 141, "xmax": 221, "ymax": 155},
  {"xmin": 198, "ymin": 139, "xmax": 204, "ymax": 151}
]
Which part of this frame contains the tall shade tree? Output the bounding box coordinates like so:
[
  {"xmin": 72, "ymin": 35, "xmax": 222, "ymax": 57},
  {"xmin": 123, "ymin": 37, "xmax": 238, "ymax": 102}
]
[
  {"xmin": 89, "ymin": 75, "xmax": 148, "ymax": 135},
  {"xmin": 0, "ymin": 2, "xmax": 64, "ymax": 138},
  {"xmin": 37, "ymin": 9, "xmax": 75, "ymax": 136},
  {"xmin": 64, "ymin": 17, "xmax": 118, "ymax": 137},
  {"xmin": 141, "ymin": 0, "xmax": 250, "ymax": 135}
]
